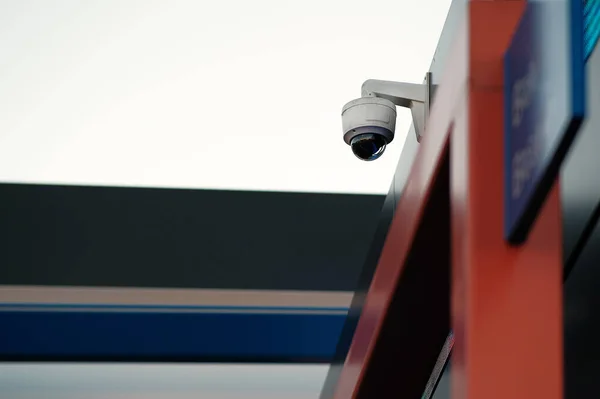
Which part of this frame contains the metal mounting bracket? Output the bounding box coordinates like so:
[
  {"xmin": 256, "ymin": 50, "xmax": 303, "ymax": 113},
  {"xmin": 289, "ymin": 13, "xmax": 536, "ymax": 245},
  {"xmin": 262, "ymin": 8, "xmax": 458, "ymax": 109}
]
[{"xmin": 361, "ymin": 72, "xmax": 435, "ymax": 142}]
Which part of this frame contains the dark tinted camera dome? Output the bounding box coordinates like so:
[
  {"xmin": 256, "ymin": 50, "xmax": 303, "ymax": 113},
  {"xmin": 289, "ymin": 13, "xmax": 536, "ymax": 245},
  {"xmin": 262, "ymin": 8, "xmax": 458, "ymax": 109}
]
[{"xmin": 350, "ymin": 133, "xmax": 388, "ymax": 161}]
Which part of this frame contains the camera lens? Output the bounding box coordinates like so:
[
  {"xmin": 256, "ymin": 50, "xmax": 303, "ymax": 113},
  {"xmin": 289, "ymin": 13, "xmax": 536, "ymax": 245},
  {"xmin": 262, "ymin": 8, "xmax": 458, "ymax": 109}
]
[{"xmin": 350, "ymin": 133, "xmax": 387, "ymax": 161}]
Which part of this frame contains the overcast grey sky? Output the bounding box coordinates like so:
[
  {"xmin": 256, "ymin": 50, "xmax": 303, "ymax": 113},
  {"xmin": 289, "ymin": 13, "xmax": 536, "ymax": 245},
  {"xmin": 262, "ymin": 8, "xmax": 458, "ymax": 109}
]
[{"xmin": 0, "ymin": 0, "xmax": 451, "ymax": 194}]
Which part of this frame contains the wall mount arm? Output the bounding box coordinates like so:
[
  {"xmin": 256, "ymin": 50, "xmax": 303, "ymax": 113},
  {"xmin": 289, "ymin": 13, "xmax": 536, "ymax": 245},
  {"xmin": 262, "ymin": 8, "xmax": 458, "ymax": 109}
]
[{"xmin": 361, "ymin": 72, "xmax": 434, "ymax": 142}]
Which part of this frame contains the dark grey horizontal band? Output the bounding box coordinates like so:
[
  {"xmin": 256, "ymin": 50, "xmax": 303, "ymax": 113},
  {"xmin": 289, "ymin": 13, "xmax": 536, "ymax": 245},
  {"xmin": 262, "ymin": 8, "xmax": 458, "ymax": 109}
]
[{"xmin": 0, "ymin": 183, "xmax": 384, "ymax": 292}]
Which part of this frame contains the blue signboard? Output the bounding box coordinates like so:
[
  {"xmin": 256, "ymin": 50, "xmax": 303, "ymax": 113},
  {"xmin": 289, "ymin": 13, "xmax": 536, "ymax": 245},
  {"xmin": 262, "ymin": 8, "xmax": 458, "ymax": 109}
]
[{"xmin": 504, "ymin": 0, "xmax": 586, "ymax": 244}]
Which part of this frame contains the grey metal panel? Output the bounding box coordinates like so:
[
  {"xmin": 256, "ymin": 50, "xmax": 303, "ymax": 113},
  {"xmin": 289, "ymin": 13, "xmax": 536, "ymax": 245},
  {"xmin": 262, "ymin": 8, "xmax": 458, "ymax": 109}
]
[
  {"xmin": 431, "ymin": 365, "xmax": 451, "ymax": 399},
  {"xmin": 565, "ymin": 219, "xmax": 600, "ymax": 398},
  {"xmin": 427, "ymin": 0, "xmax": 468, "ymax": 84},
  {"xmin": 392, "ymin": 128, "xmax": 420, "ymax": 205},
  {"xmin": 392, "ymin": 0, "xmax": 467, "ymax": 204},
  {"xmin": 561, "ymin": 43, "xmax": 600, "ymax": 266},
  {"xmin": 562, "ymin": 41, "xmax": 600, "ymax": 399}
]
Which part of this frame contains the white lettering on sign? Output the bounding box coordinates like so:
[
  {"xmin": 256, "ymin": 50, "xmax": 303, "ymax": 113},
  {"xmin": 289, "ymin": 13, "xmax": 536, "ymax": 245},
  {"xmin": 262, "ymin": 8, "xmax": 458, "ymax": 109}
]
[
  {"xmin": 510, "ymin": 61, "xmax": 539, "ymax": 200},
  {"xmin": 511, "ymin": 61, "xmax": 537, "ymax": 128},
  {"xmin": 511, "ymin": 134, "xmax": 540, "ymax": 199}
]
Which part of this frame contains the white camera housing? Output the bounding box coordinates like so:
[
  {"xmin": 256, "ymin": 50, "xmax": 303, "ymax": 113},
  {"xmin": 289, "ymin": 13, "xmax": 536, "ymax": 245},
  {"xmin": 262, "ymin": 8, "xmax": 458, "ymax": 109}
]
[
  {"xmin": 341, "ymin": 73, "xmax": 434, "ymax": 161},
  {"xmin": 342, "ymin": 97, "xmax": 397, "ymax": 146}
]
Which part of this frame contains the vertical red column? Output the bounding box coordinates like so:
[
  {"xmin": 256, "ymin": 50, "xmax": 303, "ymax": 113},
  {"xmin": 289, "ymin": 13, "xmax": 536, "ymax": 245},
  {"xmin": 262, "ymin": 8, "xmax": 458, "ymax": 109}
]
[{"xmin": 451, "ymin": 2, "xmax": 563, "ymax": 399}]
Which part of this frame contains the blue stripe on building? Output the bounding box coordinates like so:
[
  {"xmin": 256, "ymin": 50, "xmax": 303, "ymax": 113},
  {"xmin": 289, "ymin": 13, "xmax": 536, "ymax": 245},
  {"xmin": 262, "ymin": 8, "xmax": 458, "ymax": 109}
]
[{"xmin": 0, "ymin": 307, "xmax": 347, "ymax": 363}]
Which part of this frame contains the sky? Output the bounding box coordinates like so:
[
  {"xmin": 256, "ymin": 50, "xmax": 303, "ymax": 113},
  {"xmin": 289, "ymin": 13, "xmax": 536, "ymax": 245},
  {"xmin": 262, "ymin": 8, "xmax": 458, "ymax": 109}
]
[
  {"xmin": 0, "ymin": 1, "xmax": 452, "ymax": 397},
  {"xmin": 0, "ymin": 0, "xmax": 451, "ymax": 195}
]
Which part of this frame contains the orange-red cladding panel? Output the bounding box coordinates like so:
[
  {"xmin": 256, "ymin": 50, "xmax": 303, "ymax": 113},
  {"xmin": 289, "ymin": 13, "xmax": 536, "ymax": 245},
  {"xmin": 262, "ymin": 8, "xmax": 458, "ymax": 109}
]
[{"xmin": 451, "ymin": 1, "xmax": 563, "ymax": 399}]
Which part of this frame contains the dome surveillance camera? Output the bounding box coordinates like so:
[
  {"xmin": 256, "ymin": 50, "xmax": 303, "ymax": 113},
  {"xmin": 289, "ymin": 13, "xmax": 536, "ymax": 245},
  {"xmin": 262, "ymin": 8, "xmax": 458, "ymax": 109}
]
[
  {"xmin": 342, "ymin": 97, "xmax": 397, "ymax": 161},
  {"xmin": 341, "ymin": 74, "xmax": 434, "ymax": 161}
]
